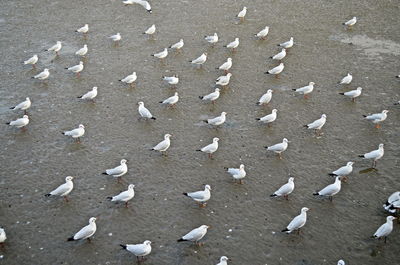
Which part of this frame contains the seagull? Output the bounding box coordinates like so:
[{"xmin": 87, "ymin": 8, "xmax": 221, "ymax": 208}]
[
  {"xmin": 265, "ymin": 63, "xmax": 284, "ymax": 78},
  {"xmin": 204, "ymin": 112, "xmax": 227, "ymax": 126},
  {"xmin": 257, "ymin": 89, "xmax": 273, "ymax": 105},
  {"xmin": 237, "ymin": 7, "xmax": 247, "ymax": 20},
  {"xmin": 359, "ymin": 143, "xmax": 384, "ymax": 168},
  {"xmin": 45, "ymin": 176, "xmax": 74, "ymax": 202},
  {"xmin": 107, "ymin": 184, "xmax": 135, "ymax": 207},
  {"xmin": 138, "ymin": 101, "xmax": 156, "ymax": 120},
  {"xmin": 199, "ymin": 88, "xmax": 220, "ymax": 103},
  {"xmin": 109, "ymin": 33, "xmax": 121, "ymax": 43},
  {"xmin": 120, "ymin": 240, "xmax": 152, "ymax": 262},
  {"xmin": 313, "ymin": 177, "xmax": 342, "ymax": 201},
  {"xmin": 163, "ymin": 75, "xmax": 179, "ymax": 86},
  {"xmin": 47, "ymin": 41, "xmax": 62, "ymax": 55},
  {"xmin": 271, "ymin": 48, "xmax": 286, "ymax": 61},
  {"xmin": 271, "ymin": 177, "xmax": 295, "ymax": 200},
  {"xmin": 10, "ymin": 97, "xmax": 31, "ymax": 114},
  {"xmin": 282, "ymin": 207, "xmax": 310, "ymax": 234},
  {"xmin": 278, "ymin": 37, "xmax": 294, "ymax": 49},
  {"xmin": 343, "ymin": 17, "xmax": 357, "ymax": 27},
  {"xmin": 216, "ymin": 256, "xmax": 229, "ymax": 265},
  {"xmin": 78, "ymin": 87, "xmax": 97, "ymax": 101},
  {"xmin": 216, "ymin": 58, "xmax": 232, "ymax": 73},
  {"xmin": 160, "ymin": 92, "xmax": 179, "ymax": 107},
  {"xmin": 151, "ymin": 134, "xmax": 172, "ymax": 154},
  {"xmin": 224, "ymin": 38, "xmax": 239, "ymax": 51},
  {"xmin": 120, "ymin": 72, "xmax": 137, "ymax": 87},
  {"xmin": 216, "ymin": 73, "xmax": 232, "ymax": 86},
  {"xmin": 225, "ymin": 164, "xmax": 246, "ymax": 184},
  {"xmin": 265, "ymin": 138, "xmax": 289, "ymax": 159},
  {"xmin": 152, "ymin": 48, "xmax": 168, "ymax": 59},
  {"xmin": 196, "ymin": 137, "xmax": 219, "ymax": 158},
  {"xmin": 24, "ymin": 54, "xmax": 38, "ymax": 68},
  {"xmin": 68, "ymin": 217, "xmax": 97, "ymax": 242},
  {"xmin": 205, "ymin": 33, "xmax": 218, "ymax": 45},
  {"xmin": 372, "ymin": 216, "xmax": 396, "ymax": 243},
  {"xmin": 255, "ymin": 26, "xmax": 269, "ymax": 39},
  {"xmin": 339, "ymin": 87, "xmax": 362, "ymax": 102},
  {"xmin": 329, "ymin": 162, "xmax": 354, "ymax": 181},
  {"xmin": 394, "ymin": 101, "xmax": 400, "ymax": 105},
  {"xmin": 123, "ymin": 0, "xmax": 152, "ymax": 13},
  {"xmin": 190, "ymin": 52, "xmax": 207, "ymax": 66},
  {"xmin": 75, "ymin": 44, "xmax": 88, "ymax": 56},
  {"xmin": 76, "ymin": 24, "xmax": 89, "ymax": 34},
  {"xmin": 177, "ymin": 225, "xmax": 210, "ymax": 245},
  {"xmin": 170, "ymin": 39, "xmax": 184, "ymax": 50},
  {"xmin": 183, "ymin": 184, "xmax": 211, "ymax": 207},
  {"xmin": 66, "ymin": 61, "xmax": 84, "ymax": 77},
  {"xmin": 383, "ymin": 191, "xmax": 400, "ymax": 213},
  {"xmin": 304, "ymin": 114, "xmax": 326, "ymax": 136},
  {"xmin": 339, "ymin": 73, "xmax": 352, "ymax": 85},
  {"xmin": 256, "ymin": 109, "xmax": 277, "ymax": 126},
  {"xmin": 0, "ymin": 227, "xmax": 6, "ymax": 245},
  {"xmin": 6, "ymin": 115, "xmax": 29, "ymax": 130},
  {"xmin": 102, "ymin": 159, "xmax": 128, "ymax": 181},
  {"xmin": 32, "ymin": 68, "xmax": 50, "ymax": 80},
  {"xmin": 293, "ymin": 82, "xmax": 315, "ymax": 99},
  {"xmin": 338, "ymin": 260, "xmax": 345, "ymax": 265},
  {"xmin": 62, "ymin": 124, "xmax": 85, "ymax": 143},
  {"xmin": 363, "ymin": 110, "xmax": 388, "ymax": 128},
  {"xmin": 144, "ymin": 24, "xmax": 156, "ymax": 35}
]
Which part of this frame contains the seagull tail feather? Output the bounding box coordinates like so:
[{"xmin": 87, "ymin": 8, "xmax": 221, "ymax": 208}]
[
  {"xmin": 328, "ymin": 173, "xmax": 336, "ymax": 176},
  {"xmin": 151, "ymin": 117, "xmax": 156, "ymax": 120},
  {"xmin": 44, "ymin": 193, "xmax": 51, "ymax": 197},
  {"xmin": 67, "ymin": 237, "xmax": 75, "ymax": 241},
  {"xmin": 177, "ymin": 238, "xmax": 187, "ymax": 242},
  {"xmin": 313, "ymin": 192, "xmax": 319, "ymax": 196},
  {"xmin": 102, "ymin": 172, "xmax": 108, "ymax": 175},
  {"xmin": 120, "ymin": 244, "xmax": 127, "ymax": 249},
  {"xmin": 339, "ymin": 93, "xmax": 345, "ymax": 95},
  {"xmin": 106, "ymin": 197, "xmax": 113, "ymax": 201},
  {"xmin": 281, "ymin": 228, "xmax": 289, "ymax": 232},
  {"xmin": 270, "ymin": 194, "xmax": 277, "ymax": 197},
  {"xmin": 358, "ymin": 155, "xmax": 365, "ymax": 158}
]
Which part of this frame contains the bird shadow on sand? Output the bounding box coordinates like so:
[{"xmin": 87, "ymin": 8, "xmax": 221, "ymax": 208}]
[{"xmin": 359, "ymin": 168, "xmax": 378, "ymax": 174}]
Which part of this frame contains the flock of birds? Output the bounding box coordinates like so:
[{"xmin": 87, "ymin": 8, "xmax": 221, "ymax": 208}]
[{"xmin": 2, "ymin": 1, "xmax": 399, "ymax": 264}]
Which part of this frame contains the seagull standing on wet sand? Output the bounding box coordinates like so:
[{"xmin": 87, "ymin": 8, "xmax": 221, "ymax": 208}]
[
  {"xmin": 383, "ymin": 191, "xmax": 400, "ymax": 213},
  {"xmin": 76, "ymin": 24, "xmax": 89, "ymax": 35},
  {"xmin": 225, "ymin": 164, "xmax": 246, "ymax": 184},
  {"xmin": 237, "ymin": 7, "xmax": 247, "ymax": 20},
  {"xmin": 78, "ymin": 87, "xmax": 97, "ymax": 101},
  {"xmin": 190, "ymin": 52, "xmax": 207, "ymax": 67},
  {"xmin": 10, "ymin": 97, "xmax": 31, "ymax": 114},
  {"xmin": 339, "ymin": 73, "xmax": 352, "ymax": 85},
  {"xmin": 372, "ymin": 216, "xmax": 396, "ymax": 243},
  {"xmin": 329, "ymin": 162, "xmax": 354, "ymax": 181},
  {"xmin": 151, "ymin": 134, "xmax": 172, "ymax": 155},
  {"xmin": 62, "ymin": 124, "xmax": 85, "ymax": 143},
  {"xmin": 197, "ymin": 137, "xmax": 219, "ymax": 158},
  {"xmin": 47, "ymin": 41, "xmax": 62, "ymax": 55},
  {"xmin": 255, "ymin": 26, "xmax": 269, "ymax": 39},
  {"xmin": 257, "ymin": 89, "xmax": 273, "ymax": 105},
  {"xmin": 67, "ymin": 217, "xmax": 97, "ymax": 242},
  {"xmin": 256, "ymin": 109, "xmax": 277, "ymax": 126},
  {"xmin": 152, "ymin": 48, "xmax": 168, "ymax": 59},
  {"xmin": 216, "ymin": 73, "xmax": 232, "ymax": 86},
  {"xmin": 170, "ymin": 39, "xmax": 184, "ymax": 50},
  {"xmin": 271, "ymin": 48, "xmax": 286, "ymax": 61},
  {"xmin": 160, "ymin": 92, "xmax": 179, "ymax": 107},
  {"xmin": 343, "ymin": 17, "xmax": 357, "ymax": 28},
  {"xmin": 6, "ymin": 115, "xmax": 29, "ymax": 130},
  {"xmin": 120, "ymin": 240, "xmax": 152, "ymax": 261},
  {"xmin": 66, "ymin": 61, "xmax": 84, "ymax": 77},
  {"xmin": 304, "ymin": 114, "xmax": 326, "ymax": 136},
  {"xmin": 120, "ymin": 72, "xmax": 137, "ymax": 87},
  {"xmin": 75, "ymin": 44, "xmax": 88, "ymax": 57},
  {"xmin": 282, "ymin": 207, "xmax": 310, "ymax": 234},
  {"xmin": 32, "ymin": 68, "xmax": 50, "ymax": 80},
  {"xmin": 183, "ymin": 184, "xmax": 211, "ymax": 208},
  {"xmin": 163, "ymin": 75, "xmax": 179, "ymax": 87},
  {"xmin": 217, "ymin": 58, "xmax": 232, "ymax": 73},
  {"xmin": 138, "ymin": 101, "xmax": 156, "ymax": 120},
  {"xmin": 204, "ymin": 112, "xmax": 227, "ymax": 126},
  {"xmin": 293, "ymin": 82, "xmax": 315, "ymax": 99},
  {"xmin": 45, "ymin": 176, "xmax": 74, "ymax": 202},
  {"xmin": 339, "ymin": 87, "xmax": 362, "ymax": 102},
  {"xmin": 265, "ymin": 138, "xmax": 289, "ymax": 159},
  {"xmin": 24, "ymin": 54, "xmax": 38, "ymax": 68},
  {"xmin": 265, "ymin": 63, "xmax": 284, "ymax": 78},
  {"xmin": 338, "ymin": 260, "xmax": 346, "ymax": 265},
  {"xmin": 359, "ymin": 143, "xmax": 384, "ymax": 168},
  {"xmin": 224, "ymin": 38, "xmax": 240, "ymax": 51},
  {"xmin": 313, "ymin": 177, "xmax": 342, "ymax": 201},
  {"xmin": 123, "ymin": 0, "xmax": 152, "ymax": 13},
  {"xmin": 271, "ymin": 177, "xmax": 295, "ymax": 199},
  {"xmin": 205, "ymin": 33, "xmax": 218, "ymax": 45},
  {"xmin": 107, "ymin": 184, "xmax": 135, "ymax": 207},
  {"xmin": 0, "ymin": 227, "xmax": 6, "ymax": 245},
  {"xmin": 363, "ymin": 110, "xmax": 388, "ymax": 128},
  {"xmin": 102, "ymin": 159, "xmax": 128, "ymax": 181},
  {"xmin": 109, "ymin": 33, "xmax": 121, "ymax": 43},
  {"xmin": 278, "ymin": 37, "xmax": 294, "ymax": 49},
  {"xmin": 216, "ymin": 256, "xmax": 229, "ymax": 265},
  {"xmin": 143, "ymin": 24, "xmax": 156, "ymax": 36},
  {"xmin": 200, "ymin": 88, "xmax": 220, "ymax": 103},
  {"xmin": 177, "ymin": 225, "xmax": 210, "ymax": 245}
]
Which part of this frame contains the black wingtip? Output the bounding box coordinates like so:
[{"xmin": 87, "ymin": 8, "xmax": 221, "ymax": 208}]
[
  {"xmin": 264, "ymin": 146, "xmax": 269, "ymax": 149},
  {"xmin": 120, "ymin": 244, "xmax": 127, "ymax": 249},
  {"xmin": 106, "ymin": 197, "xmax": 113, "ymax": 200},
  {"xmin": 303, "ymin": 125, "xmax": 308, "ymax": 128},
  {"xmin": 6, "ymin": 122, "xmax": 10, "ymax": 125},
  {"xmin": 292, "ymin": 88, "xmax": 296, "ymax": 91},
  {"xmin": 328, "ymin": 173, "xmax": 336, "ymax": 176},
  {"xmin": 362, "ymin": 115, "xmax": 367, "ymax": 117},
  {"xmin": 265, "ymin": 72, "xmax": 270, "ymax": 74},
  {"xmin": 256, "ymin": 118, "xmax": 261, "ymax": 121},
  {"xmin": 10, "ymin": 107, "xmax": 14, "ymax": 109},
  {"xmin": 203, "ymin": 120, "xmax": 208, "ymax": 123},
  {"xmin": 196, "ymin": 149, "xmax": 201, "ymax": 152},
  {"xmin": 199, "ymin": 96, "xmax": 203, "ymax": 99},
  {"xmin": 102, "ymin": 172, "xmax": 108, "ymax": 175},
  {"xmin": 270, "ymin": 194, "xmax": 277, "ymax": 197},
  {"xmin": 358, "ymin": 155, "xmax": 364, "ymax": 158},
  {"xmin": 313, "ymin": 192, "xmax": 319, "ymax": 196},
  {"xmin": 64, "ymin": 68, "xmax": 68, "ymax": 70},
  {"xmin": 223, "ymin": 167, "xmax": 228, "ymax": 170},
  {"xmin": 151, "ymin": 117, "xmax": 156, "ymax": 120},
  {"xmin": 177, "ymin": 238, "xmax": 186, "ymax": 242},
  {"xmin": 67, "ymin": 237, "xmax": 74, "ymax": 241},
  {"xmin": 342, "ymin": 23, "xmax": 346, "ymax": 25},
  {"xmin": 159, "ymin": 101, "xmax": 163, "ymax": 103},
  {"xmin": 45, "ymin": 194, "xmax": 51, "ymax": 197},
  {"xmin": 281, "ymin": 228, "xmax": 289, "ymax": 232},
  {"xmin": 183, "ymin": 193, "xmax": 188, "ymax": 196},
  {"xmin": 339, "ymin": 93, "xmax": 345, "ymax": 95}
]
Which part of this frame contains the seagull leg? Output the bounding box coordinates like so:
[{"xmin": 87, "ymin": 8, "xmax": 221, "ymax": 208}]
[
  {"xmin": 278, "ymin": 153, "xmax": 283, "ymax": 160},
  {"xmin": 329, "ymin": 196, "xmax": 333, "ymax": 202},
  {"xmin": 275, "ymin": 74, "xmax": 280, "ymax": 79},
  {"xmin": 372, "ymin": 160, "xmax": 376, "ymax": 168},
  {"xmin": 239, "ymin": 179, "xmax": 244, "ymax": 184},
  {"xmin": 87, "ymin": 237, "xmax": 91, "ymax": 243},
  {"xmin": 32, "ymin": 64, "xmax": 36, "ymax": 69},
  {"xmin": 64, "ymin": 196, "xmax": 69, "ymax": 202},
  {"xmin": 352, "ymin": 98, "xmax": 355, "ymax": 102},
  {"xmin": 375, "ymin": 124, "xmax": 381, "ymax": 129},
  {"xmin": 384, "ymin": 236, "xmax": 387, "ymax": 244},
  {"xmin": 284, "ymin": 195, "xmax": 289, "ymax": 200},
  {"xmin": 125, "ymin": 201, "xmax": 129, "ymax": 208},
  {"xmin": 77, "ymin": 72, "xmax": 80, "ymax": 78},
  {"xmin": 130, "ymin": 83, "xmax": 135, "ymax": 88},
  {"xmin": 24, "ymin": 110, "xmax": 28, "ymax": 115},
  {"xmin": 304, "ymin": 94, "xmax": 309, "ymax": 99}
]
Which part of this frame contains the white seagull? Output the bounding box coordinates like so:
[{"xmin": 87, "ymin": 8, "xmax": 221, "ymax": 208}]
[
  {"xmin": 10, "ymin": 97, "xmax": 31, "ymax": 114},
  {"xmin": 160, "ymin": 92, "xmax": 179, "ymax": 107},
  {"xmin": 343, "ymin": 17, "xmax": 357, "ymax": 27},
  {"xmin": 313, "ymin": 177, "xmax": 342, "ymax": 201},
  {"xmin": 304, "ymin": 114, "xmax": 326, "ymax": 135},
  {"xmin": 383, "ymin": 191, "xmax": 400, "ymax": 213},
  {"xmin": 0, "ymin": 227, "xmax": 6, "ymax": 244},
  {"xmin": 205, "ymin": 33, "xmax": 218, "ymax": 45},
  {"xmin": 255, "ymin": 26, "xmax": 269, "ymax": 39},
  {"xmin": 123, "ymin": 0, "xmax": 152, "ymax": 13},
  {"xmin": 66, "ymin": 61, "xmax": 84, "ymax": 77},
  {"xmin": 293, "ymin": 82, "xmax": 315, "ymax": 98},
  {"xmin": 359, "ymin": 143, "xmax": 384, "ymax": 168},
  {"xmin": 237, "ymin": 7, "xmax": 247, "ymax": 20},
  {"xmin": 225, "ymin": 38, "xmax": 239, "ymax": 51},
  {"xmin": 6, "ymin": 115, "xmax": 29, "ymax": 129},
  {"xmin": 24, "ymin": 54, "xmax": 38, "ymax": 68},
  {"xmin": 183, "ymin": 184, "xmax": 211, "ymax": 207},
  {"xmin": 102, "ymin": 159, "xmax": 128, "ymax": 181},
  {"xmin": 68, "ymin": 217, "xmax": 97, "ymax": 242},
  {"xmin": 271, "ymin": 177, "xmax": 295, "ymax": 199},
  {"xmin": 363, "ymin": 110, "xmax": 388, "ymax": 128},
  {"xmin": 278, "ymin": 37, "xmax": 294, "ymax": 49},
  {"xmin": 107, "ymin": 184, "xmax": 135, "ymax": 207},
  {"xmin": 177, "ymin": 225, "xmax": 210, "ymax": 245},
  {"xmin": 62, "ymin": 124, "xmax": 85, "ymax": 143},
  {"xmin": 75, "ymin": 44, "xmax": 88, "ymax": 56},
  {"xmin": 338, "ymin": 260, "xmax": 346, "ymax": 265},
  {"xmin": 265, "ymin": 63, "xmax": 284, "ymax": 77},
  {"xmin": 109, "ymin": 33, "xmax": 121, "ymax": 42},
  {"xmin": 163, "ymin": 75, "xmax": 179, "ymax": 86},
  {"xmin": 204, "ymin": 112, "xmax": 227, "ymax": 126},
  {"xmin": 256, "ymin": 109, "xmax": 277, "ymax": 126},
  {"xmin": 76, "ymin": 24, "xmax": 89, "ymax": 34},
  {"xmin": 45, "ymin": 176, "xmax": 74, "ymax": 202},
  {"xmin": 271, "ymin": 48, "xmax": 286, "ymax": 61},
  {"xmin": 170, "ymin": 39, "xmax": 184, "ymax": 50},
  {"xmin": 190, "ymin": 52, "xmax": 207, "ymax": 66},
  {"xmin": 78, "ymin": 87, "xmax": 97, "ymax": 101},
  {"xmin": 339, "ymin": 73, "xmax": 352, "ymax": 85},
  {"xmin": 200, "ymin": 88, "xmax": 220, "ymax": 103},
  {"xmin": 197, "ymin": 137, "xmax": 219, "ymax": 158},
  {"xmin": 144, "ymin": 24, "xmax": 156, "ymax": 35},
  {"xmin": 282, "ymin": 207, "xmax": 310, "ymax": 234},
  {"xmin": 151, "ymin": 134, "xmax": 172, "ymax": 154},
  {"xmin": 372, "ymin": 216, "xmax": 396, "ymax": 243},
  {"xmin": 217, "ymin": 58, "xmax": 232, "ymax": 73},
  {"xmin": 257, "ymin": 89, "xmax": 273, "ymax": 105},
  {"xmin": 216, "ymin": 256, "xmax": 229, "ymax": 265},
  {"xmin": 120, "ymin": 72, "xmax": 137, "ymax": 87},
  {"xmin": 47, "ymin": 41, "xmax": 62, "ymax": 55},
  {"xmin": 152, "ymin": 48, "xmax": 168, "ymax": 59},
  {"xmin": 138, "ymin": 101, "xmax": 156, "ymax": 120},
  {"xmin": 120, "ymin": 240, "xmax": 152, "ymax": 261},
  {"xmin": 265, "ymin": 138, "xmax": 289, "ymax": 159},
  {"xmin": 329, "ymin": 162, "xmax": 354, "ymax": 181},
  {"xmin": 32, "ymin": 68, "xmax": 50, "ymax": 80},
  {"xmin": 339, "ymin": 87, "xmax": 362, "ymax": 102},
  {"xmin": 225, "ymin": 164, "xmax": 246, "ymax": 184},
  {"xmin": 216, "ymin": 73, "xmax": 232, "ymax": 86}
]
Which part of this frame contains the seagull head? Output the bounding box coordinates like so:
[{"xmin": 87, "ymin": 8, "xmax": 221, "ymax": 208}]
[
  {"xmin": 309, "ymin": 82, "xmax": 315, "ymax": 86},
  {"xmin": 387, "ymin": 216, "xmax": 396, "ymax": 221},
  {"xmin": 79, "ymin": 124, "xmax": 85, "ymax": 129},
  {"xmin": 235, "ymin": 37, "xmax": 239, "ymax": 42},
  {"xmin": 89, "ymin": 217, "xmax": 97, "ymax": 223},
  {"xmin": 348, "ymin": 73, "xmax": 352, "ymax": 76},
  {"xmin": 382, "ymin": 110, "xmax": 389, "ymax": 114},
  {"xmin": 57, "ymin": 41, "xmax": 62, "ymax": 45},
  {"xmin": 26, "ymin": 97, "xmax": 30, "ymax": 101},
  {"xmin": 378, "ymin": 143, "xmax": 384, "ymax": 149},
  {"xmin": 227, "ymin": 57, "xmax": 232, "ymax": 61},
  {"xmin": 79, "ymin": 61, "xmax": 83, "ymax": 65},
  {"xmin": 347, "ymin": 161, "xmax": 354, "ymax": 166},
  {"xmin": 290, "ymin": 37, "xmax": 294, "ymax": 41},
  {"xmin": 227, "ymin": 73, "xmax": 232, "ymax": 77},
  {"xmin": 121, "ymin": 159, "xmax": 128, "ymax": 164},
  {"xmin": 128, "ymin": 184, "xmax": 135, "ymax": 190},
  {"xmin": 272, "ymin": 109, "xmax": 278, "ymax": 113},
  {"xmin": 165, "ymin": 134, "xmax": 172, "ymax": 139},
  {"xmin": 174, "ymin": 92, "xmax": 179, "ymax": 96},
  {"xmin": 44, "ymin": 68, "xmax": 49, "ymax": 72},
  {"xmin": 215, "ymin": 88, "xmax": 221, "ymax": 92},
  {"xmin": 357, "ymin": 87, "xmax": 363, "ymax": 91},
  {"xmin": 201, "ymin": 225, "xmax": 210, "ymax": 230},
  {"xmin": 337, "ymin": 260, "xmax": 345, "ymax": 265},
  {"xmin": 321, "ymin": 114, "xmax": 327, "ymax": 118},
  {"xmin": 83, "ymin": 44, "xmax": 87, "ymax": 48},
  {"xmin": 243, "ymin": 7, "xmax": 247, "ymax": 10},
  {"xmin": 66, "ymin": 176, "xmax": 74, "ymax": 181},
  {"xmin": 93, "ymin": 87, "xmax": 98, "ymax": 91},
  {"xmin": 214, "ymin": 33, "xmax": 218, "ymax": 37},
  {"xmin": 213, "ymin": 137, "xmax": 220, "ymax": 142},
  {"xmin": 268, "ymin": 89, "xmax": 274, "ymax": 93},
  {"xmin": 283, "ymin": 138, "xmax": 289, "ymax": 143},
  {"xmin": 239, "ymin": 164, "xmax": 245, "ymax": 169},
  {"xmin": 288, "ymin": 177, "xmax": 294, "ymax": 182},
  {"xmin": 23, "ymin": 115, "xmax": 29, "ymax": 119},
  {"xmin": 205, "ymin": 184, "xmax": 211, "ymax": 190},
  {"xmin": 138, "ymin": 101, "xmax": 144, "ymax": 106},
  {"xmin": 301, "ymin": 207, "xmax": 310, "ymax": 212},
  {"xmin": 144, "ymin": 240, "xmax": 152, "ymax": 245},
  {"xmin": 221, "ymin": 112, "xmax": 227, "ymax": 116},
  {"xmin": 220, "ymin": 256, "xmax": 229, "ymax": 262}
]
